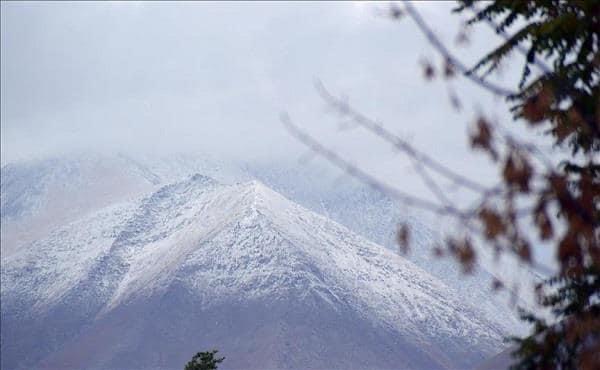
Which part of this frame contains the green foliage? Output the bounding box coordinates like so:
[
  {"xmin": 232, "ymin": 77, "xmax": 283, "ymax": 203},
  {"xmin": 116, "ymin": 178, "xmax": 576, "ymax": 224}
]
[
  {"xmin": 184, "ymin": 350, "xmax": 225, "ymax": 370},
  {"xmin": 509, "ymin": 268, "xmax": 600, "ymax": 370},
  {"xmin": 452, "ymin": 1, "xmax": 600, "ymax": 369},
  {"xmin": 455, "ymin": 0, "xmax": 600, "ymax": 155}
]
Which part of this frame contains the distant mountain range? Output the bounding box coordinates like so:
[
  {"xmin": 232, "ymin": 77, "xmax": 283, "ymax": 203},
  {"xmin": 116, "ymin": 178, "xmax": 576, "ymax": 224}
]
[{"xmin": 1, "ymin": 153, "xmax": 539, "ymax": 369}]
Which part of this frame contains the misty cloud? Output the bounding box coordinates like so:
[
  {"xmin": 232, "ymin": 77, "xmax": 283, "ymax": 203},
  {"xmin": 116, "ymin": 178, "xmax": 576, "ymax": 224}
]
[
  {"xmin": 2, "ymin": 1, "xmax": 546, "ymax": 199},
  {"xmin": 1, "ymin": 0, "xmax": 559, "ymax": 273}
]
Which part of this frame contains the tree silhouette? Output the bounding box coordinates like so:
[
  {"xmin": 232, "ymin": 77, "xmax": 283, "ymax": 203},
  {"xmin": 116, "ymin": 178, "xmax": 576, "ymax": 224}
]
[{"xmin": 184, "ymin": 350, "xmax": 225, "ymax": 370}]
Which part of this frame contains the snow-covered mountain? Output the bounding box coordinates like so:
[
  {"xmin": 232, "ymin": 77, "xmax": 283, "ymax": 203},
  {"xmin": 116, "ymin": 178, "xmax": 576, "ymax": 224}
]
[
  {"xmin": 1, "ymin": 155, "xmax": 540, "ymax": 317},
  {"xmin": 1, "ymin": 154, "xmax": 540, "ymax": 310},
  {"xmin": 0, "ymin": 153, "xmax": 244, "ymax": 257},
  {"xmin": 244, "ymin": 164, "xmax": 540, "ymax": 327},
  {"xmin": 2, "ymin": 169, "xmax": 508, "ymax": 370}
]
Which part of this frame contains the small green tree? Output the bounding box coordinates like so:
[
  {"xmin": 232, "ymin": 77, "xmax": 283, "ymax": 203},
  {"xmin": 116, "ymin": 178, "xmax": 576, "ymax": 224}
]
[{"xmin": 184, "ymin": 350, "xmax": 225, "ymax": 370}]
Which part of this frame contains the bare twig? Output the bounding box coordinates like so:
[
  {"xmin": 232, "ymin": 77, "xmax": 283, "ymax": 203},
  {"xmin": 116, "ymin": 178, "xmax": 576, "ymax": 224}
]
[
  {"xmin": 403, "ymin": 2, "xmax": 517, "ymax": 97},
  {"xmin": 281, "ymin": 113, "xmax": 470, "ymax": 218},
  {"xmin": 410, "ymin": 156, "xmax": 457, "ymax": 209},
  {"xmin": 316, "ymin": 81, "xmax": 499, "ymax": 194},
  {"xmin": 283, "ymin": 112, "xmax": 557, "ymax": 277}
]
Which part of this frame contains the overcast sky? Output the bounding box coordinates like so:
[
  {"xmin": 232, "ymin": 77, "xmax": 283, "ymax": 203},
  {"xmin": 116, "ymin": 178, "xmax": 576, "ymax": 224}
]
[
  {"xmin": 2, "ymin": 1, "xmax": 562, "ymax": 270},
  {"xmin": 1, "ymin": 1, "xmax": 547, "ymax": 194}
]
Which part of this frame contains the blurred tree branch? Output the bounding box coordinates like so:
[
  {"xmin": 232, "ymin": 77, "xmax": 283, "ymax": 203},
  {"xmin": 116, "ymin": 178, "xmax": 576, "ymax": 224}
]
[{"xmin": 282, "ymin": 1, "xmax": 599, "ymax": 369}]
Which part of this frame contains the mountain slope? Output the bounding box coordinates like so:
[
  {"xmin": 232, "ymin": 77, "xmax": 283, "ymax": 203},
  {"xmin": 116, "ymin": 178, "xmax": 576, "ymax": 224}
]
[
  {"xmin": 0, "ymin": 153, "xmax": 243, "ymax": 257},
  {"xmin": 247, "ymin": 164, "xmax": 539, "ymax": 332},
  {"xmin": 2, "ymin": 175, "xmax": 506, "ymax": 370}
]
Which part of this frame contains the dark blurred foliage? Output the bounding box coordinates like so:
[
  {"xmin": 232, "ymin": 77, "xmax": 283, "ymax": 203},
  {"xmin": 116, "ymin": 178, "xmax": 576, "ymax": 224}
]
[{"xmin": 445, "ymin": 1, "xmax": 599, "ymax": 368}]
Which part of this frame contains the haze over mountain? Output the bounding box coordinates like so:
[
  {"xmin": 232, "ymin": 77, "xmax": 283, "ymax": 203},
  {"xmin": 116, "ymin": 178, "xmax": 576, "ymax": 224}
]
[
  {"xmin": 1, "ymin": 2, "xmax": 558, "ymax": 369},
  {"xmin": 1, "ymin": 153, "xmax": 540, "ymax": 312},
  {"xmin": 0, "ymin": 153, "xmax": 543, "ymax": 369},
  {"xmin": 2, "ymin": 159, "xmax": 511, "ymax": 370}
]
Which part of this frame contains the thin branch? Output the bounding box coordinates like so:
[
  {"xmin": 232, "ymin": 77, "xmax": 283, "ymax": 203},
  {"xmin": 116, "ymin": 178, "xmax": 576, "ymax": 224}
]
[
  {"xmin": 317, "ymin": 82, "xmax": 553, "ymax": 220},
  {"xmin": 399, "ymin": 3, "xmax": 556, "ymax": 172},
  {"xmin": 403, "ymin": 2, "xmax": 517, "ymax": 97},
  {"xmin": 316, "ymin": 81, "xmax": 499, "ymax": 195},
  {"xmin": 281, "ymin": 113, "xmax": 469, "ymax": 218},
  {"xmin": 282, "ymin": 113, "xmax": 556, "ymax": 277},
  {"xmin": 410, "ymin": 157, "xmax": 457, "ymax": 210}
]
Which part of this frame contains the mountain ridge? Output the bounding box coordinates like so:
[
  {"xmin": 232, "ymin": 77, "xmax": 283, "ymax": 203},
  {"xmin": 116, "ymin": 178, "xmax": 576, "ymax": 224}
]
[{"xmin": 3, "ymin": 174, "xmax": 506, "ymax": 370}]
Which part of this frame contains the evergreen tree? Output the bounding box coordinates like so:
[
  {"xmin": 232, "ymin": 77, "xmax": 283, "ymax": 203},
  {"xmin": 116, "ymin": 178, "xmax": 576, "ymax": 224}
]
[{"xmin": 184, "ymin": 350, "xmax": 225, "ymax": 370}]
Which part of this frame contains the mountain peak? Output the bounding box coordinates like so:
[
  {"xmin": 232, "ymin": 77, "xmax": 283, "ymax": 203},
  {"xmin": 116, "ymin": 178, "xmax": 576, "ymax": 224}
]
[{"xmin": 3, "ymin": 170, "xmax": 508, "ymax": 370}]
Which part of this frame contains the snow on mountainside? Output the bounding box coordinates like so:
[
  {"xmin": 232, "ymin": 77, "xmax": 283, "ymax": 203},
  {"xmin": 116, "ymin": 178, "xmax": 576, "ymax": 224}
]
[
  {"xmin": 1, "ymin": 155, "xmax": 152, "ymax": 257},
  {"xmin": 2, "ymin": 173, "xmax": 507, "ymax": 370},
  {"xmin": 0, "ymin": 153, "xmax": 244, "ymax": 256},
  {"xmin": 1, "ymin": 154, "xmax": 539, "ymax": 330},
  {"xmin": 245, "ymin": 165, "xmax": 539, "ymax": 330},
  {"xmin": 1, "ymin": 154, "xmax": 539, "ymax": 312}
]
